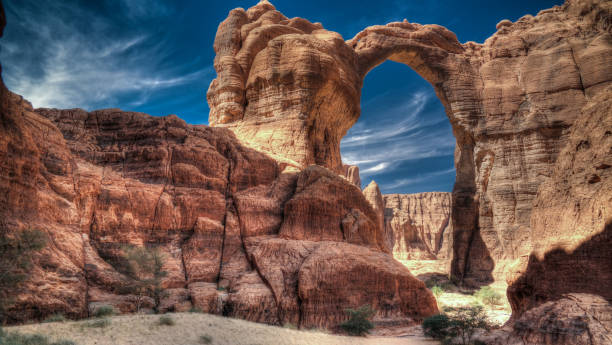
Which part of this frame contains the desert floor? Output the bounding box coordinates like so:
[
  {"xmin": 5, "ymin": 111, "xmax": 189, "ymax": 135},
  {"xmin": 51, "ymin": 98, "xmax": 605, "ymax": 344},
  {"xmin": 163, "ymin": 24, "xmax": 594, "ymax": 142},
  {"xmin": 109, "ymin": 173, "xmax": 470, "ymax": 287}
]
[
  {"xmin": 5, "ymin": 312, "xmax": 440, "ymax": 345},
  {"xmin": 401, "ymin": 259, "xmax": 512, "ymax": 326}
]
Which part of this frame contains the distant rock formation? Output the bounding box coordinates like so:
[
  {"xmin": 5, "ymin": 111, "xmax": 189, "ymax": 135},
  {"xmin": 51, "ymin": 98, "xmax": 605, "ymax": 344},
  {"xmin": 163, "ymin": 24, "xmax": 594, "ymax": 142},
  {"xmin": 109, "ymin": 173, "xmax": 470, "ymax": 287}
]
[
  {"xmin": 383, "ymin": 192, "xmax": 453, "ymax": 261},
  {"xmin": 342, "ymin": 164, "xmax": 361, "ymax": 187}
]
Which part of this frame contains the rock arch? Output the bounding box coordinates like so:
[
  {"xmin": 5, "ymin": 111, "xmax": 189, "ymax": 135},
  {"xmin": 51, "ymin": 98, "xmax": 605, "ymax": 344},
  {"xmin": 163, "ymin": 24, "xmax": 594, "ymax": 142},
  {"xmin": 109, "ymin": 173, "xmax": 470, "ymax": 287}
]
[{"xmin": 208, "ymin": 0, "xmax": 612, "ymax": 304}]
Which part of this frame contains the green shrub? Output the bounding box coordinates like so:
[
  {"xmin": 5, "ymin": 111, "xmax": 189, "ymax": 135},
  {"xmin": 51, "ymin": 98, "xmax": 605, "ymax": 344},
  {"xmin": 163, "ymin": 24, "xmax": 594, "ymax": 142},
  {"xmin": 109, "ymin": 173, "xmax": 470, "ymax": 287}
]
[
  {"xmin": 474, "ymin": 286, "xmax": 502, "ymax": 306},
  {"xmin": 199, "ymin": 334, "xmax": 213, "ymax": 344},
  {"xmin": 444, "ymin": 305, "xmax": 491, "ymax": 345},
  {"xmin": 423, "ymin": 306, "xmax": 491, "ymax": 345},
  {"xmin": 339, "ymin": 305, "xmax": 375, "ymax": 336},
  {"xmin": 0, "ymin": 228, "xmax": 47, "ymax": 322},
  {"xmin": 283, "ymin": 323, "xmax": 297, "ymax": 329},
  {"xmin": 0, "ymin": 329, "xmax": 75, "ymax": 345},
  {"xmin": 86, "ymin": 318, "xmax": 111, "ymax": 328},
  {"xmin": 189, "ymin": 306, "xmax": 203, "ymax": 313},
  {"xmin": 431, "ymin": 285, "xmax": 444, "ymax": 298},
  {"xmin": 43, "ymin": 314, "xmax": 66, "ymax": 323},
  {"xmin": 158, "ymin": 315, "xmax": 175, "ymax": 326},
  {"xmin": 93, "ymin": 305, "xmax": 115, "ymax": 318},
  {"xmin": 113, "ymin": 245, "xmax": 167, "ymax": 313},
  {"xmin": 423, "ymin": 314, "xmax": 451, "ymax": 339}
]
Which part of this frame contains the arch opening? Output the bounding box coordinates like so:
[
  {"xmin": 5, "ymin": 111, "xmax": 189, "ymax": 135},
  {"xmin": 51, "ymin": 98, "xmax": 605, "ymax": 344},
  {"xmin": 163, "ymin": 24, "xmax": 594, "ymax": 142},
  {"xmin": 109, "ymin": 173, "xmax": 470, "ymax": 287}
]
[{"xmin": 341, "ymin": 60, "xmax": 456, "ymax": 195}]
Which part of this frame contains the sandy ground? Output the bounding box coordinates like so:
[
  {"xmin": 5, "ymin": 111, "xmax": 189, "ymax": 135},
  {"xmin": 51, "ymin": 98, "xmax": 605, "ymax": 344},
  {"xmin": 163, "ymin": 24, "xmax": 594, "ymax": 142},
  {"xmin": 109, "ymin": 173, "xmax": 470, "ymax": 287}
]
[
  {"xmin": 400, "ymin": 260, "xmax": 512, "ymax": 325},
  {"xmin": 6, "ymin": 313, "xmax": 440, "ymax": 345}
]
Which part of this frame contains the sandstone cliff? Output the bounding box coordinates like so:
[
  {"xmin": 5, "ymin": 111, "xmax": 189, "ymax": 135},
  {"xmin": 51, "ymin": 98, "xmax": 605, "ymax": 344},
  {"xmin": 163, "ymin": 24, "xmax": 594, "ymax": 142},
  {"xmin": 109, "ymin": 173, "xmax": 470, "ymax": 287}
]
[
  {"xmin": 207, "ymin": 1, "xmax": 612, "ymax": 340},
  {"xmin": 383, "ymin": 192, "xmax": 453, "ymax": 261},
  {"xmin": 0, "ymin": 1, "xmax": 436, "ymax": 327},
  {"xmin": 207, "ymin": 0, "xmax": 612, "ymax": 289}
]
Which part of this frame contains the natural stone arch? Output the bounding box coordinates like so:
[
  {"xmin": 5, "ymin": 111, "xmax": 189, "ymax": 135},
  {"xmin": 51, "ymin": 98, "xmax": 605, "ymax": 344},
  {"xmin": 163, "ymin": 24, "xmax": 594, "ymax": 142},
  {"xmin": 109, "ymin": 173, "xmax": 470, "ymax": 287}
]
[
  {"xmin": 208, "ymin": 0, "xmax": 612, "ymax": 315},
  {"xmin": 207, "ymin": 0, "xmax": 486, "ymax": 284}
]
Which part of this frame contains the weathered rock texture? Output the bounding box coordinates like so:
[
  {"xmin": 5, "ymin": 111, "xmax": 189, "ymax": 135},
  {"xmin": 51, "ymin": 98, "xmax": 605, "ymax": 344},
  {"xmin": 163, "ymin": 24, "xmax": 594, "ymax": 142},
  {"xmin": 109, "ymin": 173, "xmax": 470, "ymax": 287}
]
[
  {"xmin": 383, "ymin": 192, "xmax": 453, "ymax": 261},
  {"xmin": 208, "ymin": 0, "xmax": 612, "ymax": 290},
  {"xmin": 506, "ymin": 86, "xmax": 612, "ymax": 319},
  {"xmin": 0, "ymin": 99, "xmax": 436, "ymax": 326},
  {"xmin": 342, "ymin": 164, "xmax": 361, "ymax": 187},
  {"xmin": 486, "ymin": 294, "xmax": 612, "ymax": 345},
  {"xmin": 0, "ymin": 1, "xmax": 436, "ymax": 327}
]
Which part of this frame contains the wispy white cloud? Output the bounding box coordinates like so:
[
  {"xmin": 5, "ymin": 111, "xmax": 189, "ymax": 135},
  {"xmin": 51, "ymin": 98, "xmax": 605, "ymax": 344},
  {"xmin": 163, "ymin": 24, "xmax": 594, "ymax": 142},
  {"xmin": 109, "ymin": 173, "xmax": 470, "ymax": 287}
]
[
  {"xmin": 383, "ymin": 167, "xmax": 456, "ymax": 191},
  {"xmin": 341, "ymin": 89, "xmax": 455, "ymax": 182},
  {"xmin": 0, "ymin": 0, "xmax": 213, "ymax": 111}
]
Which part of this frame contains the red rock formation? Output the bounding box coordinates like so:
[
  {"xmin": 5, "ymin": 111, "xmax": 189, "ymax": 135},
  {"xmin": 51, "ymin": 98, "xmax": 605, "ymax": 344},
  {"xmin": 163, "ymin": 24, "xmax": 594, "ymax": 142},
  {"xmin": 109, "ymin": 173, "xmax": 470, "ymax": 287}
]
[
  {"xmin": 0, "ymin": 99, "xmax": 437, "ymax": 326},
  {"xmin": 207, "ymin": 1, "xmax": 362, "ymax": 173},
  {"xmin": 2, "ymin": 0, "xmax": 611, "ymax": 340},
  {"xmin": 383, "ymin": 192, "xmax": 453, "ymax": 261},
  {"xmin": 486, "ymin": 294, "xmax": 612, "ymax": 345},
  {"xmin": 208, "ymin": 0, "xmax": 612, "ymax": 289},
  {"xmin": 206, "ymin": 1, "xmax": 612, "ymax": 341},
  {"xmin": 0, "ymin": 0, "xmax": 436, "ymax": 325},
  {"xmin": 363, "ymin": 181, "xmax": 391, "ymax": 251},
  {"xmin": 506, "ymin": 86, "xmax": 612, "ymax": 319}
]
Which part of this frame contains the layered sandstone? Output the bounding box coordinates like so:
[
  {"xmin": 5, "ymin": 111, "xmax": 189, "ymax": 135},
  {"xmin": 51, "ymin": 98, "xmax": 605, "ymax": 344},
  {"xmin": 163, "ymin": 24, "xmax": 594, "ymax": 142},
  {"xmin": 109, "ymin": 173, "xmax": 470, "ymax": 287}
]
[
  {"xmin": 383, "ymin": 192, "xmax": 453, "ymax": 261},
  {"xmin": 0, "ymin": 94, "xmax": 436, "ymax": 326},
  {"xmin": 506, "ymin": 85, "xmax": 612, "ymax": 318},
  {"xmin": 0, "ymin": 0, "xmax": 436, "ymax": 324},
  {"xmin": 208, "ymin": 0, "xmax": 612, "ymax": 290},
  {"xmin": 485, "ymin": 294, "xmax": 612, "ymax": 345}
]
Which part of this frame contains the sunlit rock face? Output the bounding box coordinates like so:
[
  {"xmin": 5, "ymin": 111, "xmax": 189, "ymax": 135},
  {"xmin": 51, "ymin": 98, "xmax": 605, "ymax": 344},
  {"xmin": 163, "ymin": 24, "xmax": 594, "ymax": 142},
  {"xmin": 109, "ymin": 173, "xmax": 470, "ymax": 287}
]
[
  {"xmin": 207, "ymin": 1, "xmax": 362, "ymax": 174},
  {"xmin": 0, "ymin": 0, "xmax": 436, "ymax": 325},
  {"xmin": 209, "ymin": 0, "xmax": 612, "ymax": 295},
  {"xmin": 383, "ymin": 192, "xmax": 453, "ymax": 261}
]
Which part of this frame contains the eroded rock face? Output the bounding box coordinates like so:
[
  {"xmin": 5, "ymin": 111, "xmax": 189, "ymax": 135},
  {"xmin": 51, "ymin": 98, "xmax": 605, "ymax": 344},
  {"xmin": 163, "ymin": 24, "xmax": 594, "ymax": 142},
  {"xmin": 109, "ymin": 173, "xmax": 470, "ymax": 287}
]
[
  {"xmin": 207, "ymin": 1, "xmax": 361, "ymax": 173},
  {"xmin": 342, "ymin": 164, "xmax": 361, "ymax": 187},
  {"xmin": 485, "ymin": 294, "xmax": 612, "ymax": 345},
  {"xmin": 2, "ymin": 0, "xmax": 611, "ymax": 337},
  {"xmin": 0, "ymin": 94, "xmax": 436, "ymax": 325},
  {"xmin": 506, "ymin": 85, "xmax": 612, "ymax": 319},
  {"xmin": 209, "ymin": 0, "xmax": 612, "ymax": 289},
  {"xmin": 383, "ymin": 192, "xmax": 453, "ymax": 261},
  {"xmin": 0, "ymin": 2, "xmax": 436, "ymax": 323}
]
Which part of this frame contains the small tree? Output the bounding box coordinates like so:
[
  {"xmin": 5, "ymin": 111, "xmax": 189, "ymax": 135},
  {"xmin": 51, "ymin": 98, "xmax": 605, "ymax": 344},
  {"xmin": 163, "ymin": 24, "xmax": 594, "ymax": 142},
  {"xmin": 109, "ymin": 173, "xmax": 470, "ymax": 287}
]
[
  {"xmin": 445, "ymin": 305, "xmax": 490, "ymax": 345},
  {"xmin": 474, "ymin": 286, "xmax": 502, "ymax": 306},
  {"xmin": 423, "ymin": 313, "xmax": 451, "ymax": 339},
  {"xmin": 119, "ymin": 245, "xmax": 167, "ymax": 313},
  {"xmin": 423, "ymin": 305, "xmax": 490, "ymax": 345},
  {"xmin": 0, "ymin": 228, "xmax": 47, "ymax": 323},
  {"xmin": 339, "ymin": 305, "xmax": 375, "ymax": 336}
]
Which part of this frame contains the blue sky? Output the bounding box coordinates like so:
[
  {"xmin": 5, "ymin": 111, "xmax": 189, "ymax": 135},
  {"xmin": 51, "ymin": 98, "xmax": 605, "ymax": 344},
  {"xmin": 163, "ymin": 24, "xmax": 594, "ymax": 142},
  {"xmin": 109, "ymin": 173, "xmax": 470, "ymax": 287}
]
[{"xmin": 0, "ymin": 0, "xmax": 563, "ymax": 194}]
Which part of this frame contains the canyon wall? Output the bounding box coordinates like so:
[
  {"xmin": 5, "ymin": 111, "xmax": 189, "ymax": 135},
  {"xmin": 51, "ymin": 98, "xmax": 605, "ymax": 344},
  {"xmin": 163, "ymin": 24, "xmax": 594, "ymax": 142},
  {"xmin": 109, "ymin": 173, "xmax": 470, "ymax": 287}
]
[
  {"xmin": 383, "ymin": 192, "xmax": 453, "ymax": 261},
  {"xmin": 0, "ymin": 94, "xmax": 437, "ymax": 326},
  {"xmin": 0, "ymin": 1, "xmax": 437, "ymax": 326},
  {"xmin": 208, "ymin": 0, "xmax": 611, "ymax": 294}
]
